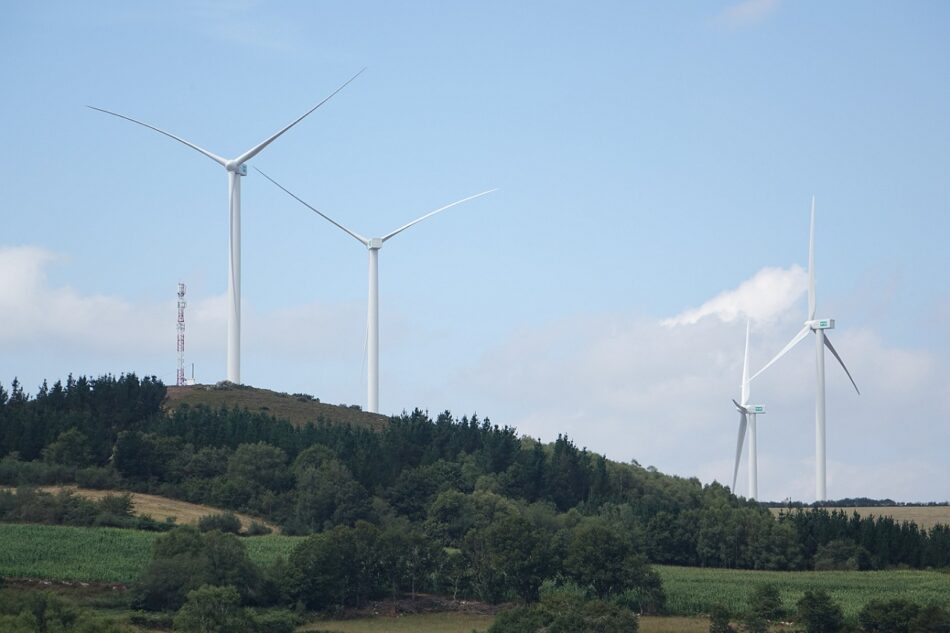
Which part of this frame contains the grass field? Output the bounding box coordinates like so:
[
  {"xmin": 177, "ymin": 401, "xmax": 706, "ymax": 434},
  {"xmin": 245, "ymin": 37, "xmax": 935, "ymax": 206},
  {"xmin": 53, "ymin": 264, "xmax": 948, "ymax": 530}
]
[
  {"xmin": 0, "ymin": 485, "xmax": 280, "ymax": 533},
  {"xmin": 165, "ymin": 384, "xmax": 389, "ymax": 431},
  {"xmin": 769, "ymin": 506, "xmax": 950, "ymax": 530},
  {"xmin": 658, "ymin": 565, "xmax": 950, "ymax": 617}
]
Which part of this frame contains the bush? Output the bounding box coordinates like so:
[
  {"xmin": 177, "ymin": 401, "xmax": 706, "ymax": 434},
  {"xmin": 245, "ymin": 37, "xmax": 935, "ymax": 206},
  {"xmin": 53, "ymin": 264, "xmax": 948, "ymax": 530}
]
[
  {"xmin": 248, "ymin": 609, "xmax": 297, "ymax": 633},
  {"xmin": 132, "ymin": 526, "xmax": 261, "ymax": 611},
  {"xmin": 246, "ymin": 521, "xmax": 272, "ymax": 536},
  {"xmin": 909, "ymin": 605, "xmax": 950, "ymax": 633},
  {"xmin": 76, "ymin": 466, "xmax": 121, "ymax": 489},
  {"xmin": 197, "ymin": 513, "xmax": 242, "ymax": 534},
  {"xmin": 709, "ymin": 604, "xmax": 736, "ymax": 633},
  {"xmin": 748, "ymin": 583, "xmax": 785, "ymax": 622},
  {"xmin": 797, "ymin": 589, "xmax": 845, "ymax": 633},
  {"xmin": 97, "ymin": 493, "xmax": 135, "ymax": 518},
  {"xmin": 859, "ymin": 599, "xmax": 921, "ymax": 633},
  {"xmin": 813, "ymin": 539, "xmax": 873, "ymax": 571},
  {"xmin": 488, "ymin": 586, "xmax": 638, "ymax": 633},
  {"xmin": 173, "ymin": 585, "xmax": 250, "ymax": 632}
]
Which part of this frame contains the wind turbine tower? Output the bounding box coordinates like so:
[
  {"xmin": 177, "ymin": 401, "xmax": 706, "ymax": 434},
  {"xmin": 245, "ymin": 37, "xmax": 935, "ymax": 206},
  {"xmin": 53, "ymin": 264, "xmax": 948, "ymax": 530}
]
[
  {"xmin": 177, "ymin": 282, "xmax": 187, "ymax": 387},
  {"xmin": 750, "ymin": 198, "xmax": 859, "ymax": 501},
  {"xmin": 89, "ymin": 70, "xmax": 363, "ymax": 384},
  {"xmin": 732, "ymin": 320, "xmax": 766, "ymax": 500},
  {"xmin": 256, "ymin": 169, "xmax": 495, "ymax": 413}
]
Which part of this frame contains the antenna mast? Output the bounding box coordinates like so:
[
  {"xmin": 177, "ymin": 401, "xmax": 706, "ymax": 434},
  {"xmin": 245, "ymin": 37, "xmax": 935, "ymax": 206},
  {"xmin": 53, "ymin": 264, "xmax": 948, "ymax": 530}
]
[{"xmin": 177, "ymin": 282, "xmax": 187, "ymax": 387}]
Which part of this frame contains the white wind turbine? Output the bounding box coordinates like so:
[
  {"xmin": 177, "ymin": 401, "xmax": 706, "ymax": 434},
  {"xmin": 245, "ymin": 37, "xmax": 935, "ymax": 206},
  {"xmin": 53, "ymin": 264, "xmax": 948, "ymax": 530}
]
[
  {"xmin": 88, "ymin": 69, "xmax": 364, "ymax": 384},
  {"xmin": 749, "ymin": 197, "xmax": 860, "ymax": 501},
  {"xmin": 731, "ymin": 320, "xmax": 766, "ymax": 500},
  {"xmin": 256, "ymin": 168, "xmax": 496, "ymax": 413}
]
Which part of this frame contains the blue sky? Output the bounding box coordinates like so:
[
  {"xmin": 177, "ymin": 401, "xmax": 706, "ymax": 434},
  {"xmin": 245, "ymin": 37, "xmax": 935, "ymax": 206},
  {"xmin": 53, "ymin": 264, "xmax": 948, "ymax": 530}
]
[{"xmin": 2, "ymin": 0, "xmax": 949, "ymax": 501}]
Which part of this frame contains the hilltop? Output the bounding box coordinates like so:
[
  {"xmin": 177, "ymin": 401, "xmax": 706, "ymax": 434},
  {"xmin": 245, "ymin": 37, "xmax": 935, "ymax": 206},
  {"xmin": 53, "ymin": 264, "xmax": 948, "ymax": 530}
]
[{"xmin": 164, "ymin": 382, "xmax": 390, "ymax": 431}]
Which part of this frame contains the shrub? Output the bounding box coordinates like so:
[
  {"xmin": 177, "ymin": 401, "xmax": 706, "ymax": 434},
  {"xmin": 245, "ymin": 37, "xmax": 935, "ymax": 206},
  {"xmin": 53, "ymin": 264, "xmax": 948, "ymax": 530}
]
[
  {"xmin": 709, "ymin": 604, "xmax": 736, "ymax": 633},
  {"xmin": 488, "ymin": 586, "xmax": 638, "ymax": 633},
  {"xmin": 97, "ymin": 493, "xmax": 135, "ymax": 518},
  {"xmin": 173, "ymin": 585, "xmax": 250, "ymax": 632},
  {"xmin": 859, "ymin": 599, "xmax": 921, "ymax": 633},
  {"xmin": 797, "ymin": 589, "xmax": 845, "ymax": 633},
  {"xmin": 909, "ymin": 605, "xmax": 950, "ymax": 633},
  {"xmin": 76, "ymin": 466, "xmax": 121, "ymax": 489},
  {"xmin": 814, "ymin": 539, "xmax": 873, "ymax": 571},
  {"xmin": 245, "ymin": 521, "xmax": 272, "ymax": 536},
  {"xmin": 748, "ymin": 583, "xmax": 785, "ymax": 621},
  {"xmin": 197, "ymin": 513, "xmax": 242, "ymax": 534}
]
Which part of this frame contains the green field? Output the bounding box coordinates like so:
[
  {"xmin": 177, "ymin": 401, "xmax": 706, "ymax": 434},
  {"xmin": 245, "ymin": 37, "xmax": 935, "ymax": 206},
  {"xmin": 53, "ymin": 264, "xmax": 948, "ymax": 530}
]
[
  {"xmin": 658, "ymin": 565, "xmax": 950, "ymax": 617},
  {"xmin": 2, "ymin": 523, "xmax": 949, "ymax": 621},
  {"xmin": 0, "ymin": 523, "xmax": 301, "ymax": 584}
]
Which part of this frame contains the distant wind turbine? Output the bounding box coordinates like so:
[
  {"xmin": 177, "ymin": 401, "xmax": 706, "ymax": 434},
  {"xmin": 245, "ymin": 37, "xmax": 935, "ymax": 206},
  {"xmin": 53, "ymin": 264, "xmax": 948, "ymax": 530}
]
[
  {"xmin": 88, "ymin": 69, "xmax": 364, "ymax": 384},
  {"xmin": 731, "ymin": 320, "xmax": 766, "ymax": 500},
  {"xmin": 256, "ymin": 168, "xmax": 496, "ymax": 413},
  {"xmin": 750, "ymin": 197, "xmax": 860, "ymax": 501}
]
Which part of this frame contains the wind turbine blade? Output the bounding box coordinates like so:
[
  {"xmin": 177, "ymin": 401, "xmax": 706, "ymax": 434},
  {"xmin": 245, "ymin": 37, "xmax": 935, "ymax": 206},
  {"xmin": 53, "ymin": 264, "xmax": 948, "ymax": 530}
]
[
  {"xmin": 741, "ymin": 320, "xmax": 751, "ymax": 405},
  {"xmin": 808, "ymin": 196, "xmax": 816, "ymax": 320},
  {"xmin": 254, "ymin": 168, "xmax": 369, "ymax": 246},
  {"xmin": 380, "ymin": 189, "xmax": 497, "ymax": 243},
  {"xmin": 732, "ymin": 411, "xmax": 748, "ymax": 492},
  {"xmin": 824, "ymin": 335, "xmax": 860, "ymax": 395},
  {"xmin": 233, "ymin": 68, "xmax": 365, "ymax": 166},
  {"xmin": 732, "ymin": 399, "xmax": 748, "ymax": 414},
  {"xmin": 750, "ymin": 324, "xmax": 811, "ymax": 382},
  {"xmin": 86, "ymin": 106, "xmax": 227, "ymax": 166}
]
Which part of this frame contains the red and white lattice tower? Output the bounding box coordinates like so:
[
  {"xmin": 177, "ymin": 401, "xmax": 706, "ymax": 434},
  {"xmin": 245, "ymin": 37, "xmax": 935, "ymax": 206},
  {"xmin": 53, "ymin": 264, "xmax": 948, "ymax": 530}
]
[{"xmin": 177, "ymin": 283, "xmax": 187, "ymax": 387}]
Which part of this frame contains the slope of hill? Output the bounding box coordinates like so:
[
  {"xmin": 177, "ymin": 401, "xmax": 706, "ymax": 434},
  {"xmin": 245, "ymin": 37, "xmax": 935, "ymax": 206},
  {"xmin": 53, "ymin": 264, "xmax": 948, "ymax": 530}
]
[{"xmin": 164, "ymin": 383, "xmax": 390, "ymax": 431}]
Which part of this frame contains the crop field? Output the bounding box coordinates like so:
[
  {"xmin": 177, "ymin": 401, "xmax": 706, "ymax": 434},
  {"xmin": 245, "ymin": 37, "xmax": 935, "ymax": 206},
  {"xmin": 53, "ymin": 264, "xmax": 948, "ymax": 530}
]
[
  {"xmin": 0, "ymin": 523, "xmax": 301, "ymax": 583},
  {"xmin": 769, "ymin": 506, "xmax": 950, "ymax": 530},
  {"xmin": 657, "ymin": 565, "xmax": 950, "ymax": 617}
]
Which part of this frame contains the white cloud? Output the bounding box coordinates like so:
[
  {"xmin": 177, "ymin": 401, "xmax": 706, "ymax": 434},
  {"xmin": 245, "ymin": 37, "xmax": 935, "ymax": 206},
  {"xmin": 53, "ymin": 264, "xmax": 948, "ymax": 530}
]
[
  {"xmin": 714, "ymin": 0, "xmax": 781, "ymax": 29},
  {"xmin": 662, "ymin": 265, "xmax": 806, "ymax": 327}
]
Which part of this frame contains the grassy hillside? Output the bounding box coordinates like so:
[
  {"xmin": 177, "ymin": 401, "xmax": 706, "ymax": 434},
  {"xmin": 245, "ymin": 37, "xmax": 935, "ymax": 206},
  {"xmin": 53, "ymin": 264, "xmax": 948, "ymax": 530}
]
[
  {"xmin": 164, "ymin": 383, "xmax": 390, "ymax": 431},
  {"xmin": 769, "ymin": 506, "xmax": 950, "ymax": 530}
]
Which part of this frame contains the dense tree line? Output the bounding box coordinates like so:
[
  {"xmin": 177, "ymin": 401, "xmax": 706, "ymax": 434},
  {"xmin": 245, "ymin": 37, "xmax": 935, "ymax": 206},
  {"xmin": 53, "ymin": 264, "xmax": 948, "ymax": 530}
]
[{"xmin": 2, "ymin": 374, "xmax": 950, "ymax": 578}]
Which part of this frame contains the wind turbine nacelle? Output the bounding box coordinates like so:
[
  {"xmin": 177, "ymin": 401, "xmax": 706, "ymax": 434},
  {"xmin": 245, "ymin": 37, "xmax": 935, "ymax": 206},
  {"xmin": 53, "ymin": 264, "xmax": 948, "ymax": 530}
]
[
  {"xmin": 809, "ymin": 319, "xmax": 835, "ymax": 330},
  {"xmin": 746, "ymin": 405, "xmax": 766, "ymax": 414},
  {"xmin": 368, "ymin": 238, "xmax": 383, "ymax": 249},
  {"xmin": 226, "ymin": 162, "xmax": 248, "ymax": 176}
]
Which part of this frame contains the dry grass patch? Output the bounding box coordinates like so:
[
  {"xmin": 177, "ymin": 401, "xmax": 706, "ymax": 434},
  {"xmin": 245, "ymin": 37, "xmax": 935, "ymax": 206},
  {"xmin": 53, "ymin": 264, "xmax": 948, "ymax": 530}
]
[{"xmin": 1, "ymin": 485, "xmax": 278, "ymax": 533}]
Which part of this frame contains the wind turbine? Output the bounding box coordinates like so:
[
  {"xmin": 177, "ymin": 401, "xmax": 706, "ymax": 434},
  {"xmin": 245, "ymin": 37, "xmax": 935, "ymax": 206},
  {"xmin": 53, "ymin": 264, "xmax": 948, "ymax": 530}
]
[
  {"xmin": 88, "ymin": 69, "xmax": 364, "ymax": 384},
  {"xmin": 749, "ymin": 197, "xmax": 860, "ymax": 501},
  {"xmin": 256, "ymin": 168, "xmax": 496, "ymax": 413},
  {"xmin": 731, "ymin": 320, "xmax": 766, "ymax": 500}
]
